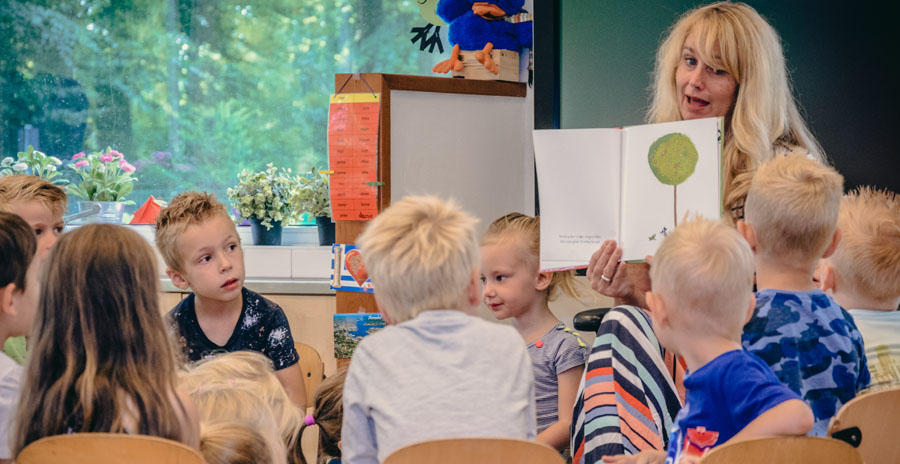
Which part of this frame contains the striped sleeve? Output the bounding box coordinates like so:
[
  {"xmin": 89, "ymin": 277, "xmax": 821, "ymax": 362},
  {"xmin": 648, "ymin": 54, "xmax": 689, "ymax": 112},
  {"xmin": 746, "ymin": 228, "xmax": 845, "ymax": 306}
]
[{"xmin": 571, "ymin": 306, "xmax": 683, "ymax": 463}]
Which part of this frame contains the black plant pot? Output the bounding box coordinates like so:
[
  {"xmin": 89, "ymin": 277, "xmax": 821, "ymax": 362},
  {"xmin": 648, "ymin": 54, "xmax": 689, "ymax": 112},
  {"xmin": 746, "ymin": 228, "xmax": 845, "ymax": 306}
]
[
  {"xmin": 315, "ymin": 216, "xmax": 335, "ymax": 246},
  {"xmin": 250, "ymin": 218, "xmax": 283, "ymax": 246}
]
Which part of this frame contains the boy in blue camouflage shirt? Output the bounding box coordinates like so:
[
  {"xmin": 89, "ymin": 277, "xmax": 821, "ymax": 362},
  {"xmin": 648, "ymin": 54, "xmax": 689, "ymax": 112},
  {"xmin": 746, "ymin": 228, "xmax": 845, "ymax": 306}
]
[{"xmin": 737, "ymin": 155, "xmax": 869, "ymax": 436}]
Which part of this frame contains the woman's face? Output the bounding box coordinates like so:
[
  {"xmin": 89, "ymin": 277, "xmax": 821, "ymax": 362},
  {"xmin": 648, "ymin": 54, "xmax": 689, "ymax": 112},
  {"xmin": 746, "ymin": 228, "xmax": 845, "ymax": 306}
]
[{"xmin": 675, "ymin": 30, "xmax": 738, "ymax": 120}]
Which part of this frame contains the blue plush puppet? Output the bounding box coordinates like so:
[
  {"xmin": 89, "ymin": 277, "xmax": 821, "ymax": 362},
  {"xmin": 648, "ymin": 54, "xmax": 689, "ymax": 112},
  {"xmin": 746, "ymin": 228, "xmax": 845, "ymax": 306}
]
[{"xmin": 432, "ymin": 0, "xmax": 533, "ymax": 75}]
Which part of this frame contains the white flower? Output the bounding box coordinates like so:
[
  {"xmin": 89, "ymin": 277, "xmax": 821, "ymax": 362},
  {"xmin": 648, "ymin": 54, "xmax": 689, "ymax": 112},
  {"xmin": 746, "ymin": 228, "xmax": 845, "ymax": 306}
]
[
  {"xmin": 1, "ymin": 157, "xmax": 12, "ymax": 167},
  {"xmin": 50, "ymin": 156, "xmax": 62, "ymax": 165},
  {"xmin": 12, "ymin": 162, "xmax": 27, "ymax": 172},
  {"xmin": 48, "ymin": 165, "xmax": 57, "ymax": 171}
]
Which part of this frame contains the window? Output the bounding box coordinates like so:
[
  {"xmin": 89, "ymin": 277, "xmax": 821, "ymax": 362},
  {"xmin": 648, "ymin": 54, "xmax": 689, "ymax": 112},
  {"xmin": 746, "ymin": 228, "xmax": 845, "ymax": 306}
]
[{"xmin": 1, "ymin": 0, "xmax": 445, "ymax": 219}]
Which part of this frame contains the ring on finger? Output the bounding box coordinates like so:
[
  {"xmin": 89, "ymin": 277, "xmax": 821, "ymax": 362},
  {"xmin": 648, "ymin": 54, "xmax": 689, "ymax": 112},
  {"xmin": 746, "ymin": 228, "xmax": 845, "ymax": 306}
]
[{"xmin": 600, "ymin": 274, "xmax": 611, "ymax": 282}]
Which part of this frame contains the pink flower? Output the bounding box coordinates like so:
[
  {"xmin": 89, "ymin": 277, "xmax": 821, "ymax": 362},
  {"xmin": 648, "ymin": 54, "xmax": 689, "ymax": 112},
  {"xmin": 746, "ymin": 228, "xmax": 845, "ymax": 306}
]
[
  {"xmin": 119, "ymin": 160, "xmax": 136, "ymax": 173},
  {"xmin": 109, "ymin": 149, "xmax": 124, "ymax": 159},
  {"xmin": 72, "ymin": 152, "xmax": 86, "ymax": 160},
  {"xmin": 74, "ymin": 160, "xmax": 90, "ymax": 168},
  {"xmin": 100, "ymin": 154, "xmax": 114, "ymax": 162}
]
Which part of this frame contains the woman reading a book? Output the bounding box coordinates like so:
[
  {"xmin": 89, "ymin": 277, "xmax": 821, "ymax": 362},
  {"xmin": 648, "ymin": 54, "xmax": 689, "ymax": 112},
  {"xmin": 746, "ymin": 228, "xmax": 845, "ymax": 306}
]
[{"xmin": 573, "ymin": 2, "xmax": 828, "ymax": 462}]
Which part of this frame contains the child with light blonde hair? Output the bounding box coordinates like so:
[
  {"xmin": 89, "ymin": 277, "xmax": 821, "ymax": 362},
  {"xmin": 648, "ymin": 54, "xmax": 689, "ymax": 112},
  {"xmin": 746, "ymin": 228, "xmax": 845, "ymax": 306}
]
[
  {"xmin": 0, "ymin": 175, "xmax": 67, "ymax": 365},
  {"xmin": 200, "ymin": 420, "xmax": 276, "ymax": 464},
  {"xmin": 817, "ymin": 187, "xmax": 900, "ymax": 391},
  {"xmin": 180, "ymin": 351, "xmax": 303, "ymax": 464},
  {"xmin": 738, "ymin": 155, "xmax": 869, "ymax": 436},
  {"xmin": 156, "ymin": 191, "xmax": 305, "ymax": 407},
  {"xmin": 480, "ymin": 213, "xmax": 587, "ymax": 451},
  {"xmin": 342, "ymin": 195, "xmax": 536, "ymax": 463},
  {"xmin": 606, "ymin": 217, "xmax": 813, "ymax": 464},
  {"xmin": 13, "ymin": 224, "xmax": 200, "ymax": 453}
]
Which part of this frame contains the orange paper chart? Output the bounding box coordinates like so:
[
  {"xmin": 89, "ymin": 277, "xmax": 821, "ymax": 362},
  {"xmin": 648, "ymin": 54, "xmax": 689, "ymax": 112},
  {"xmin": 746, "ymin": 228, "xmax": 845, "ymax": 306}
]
[{"xmin": 328, "ymin": 93, "xmax": 381, "ymax": 221}]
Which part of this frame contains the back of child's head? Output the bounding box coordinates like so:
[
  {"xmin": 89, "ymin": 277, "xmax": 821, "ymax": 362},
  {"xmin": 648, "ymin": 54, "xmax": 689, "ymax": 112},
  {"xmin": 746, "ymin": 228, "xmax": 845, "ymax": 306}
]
[
  {"xmin": 0, "ymin": 175, "xmax": 67, "ymax": 218},
  {"xmin": 191, "ymin": 387, "xmax": 288, "ymax": 464},
  {"xmin": 744, "ymin": 155, "xmax": 843, "ymax": 263},
  {"xmin": 298, "ymin": 367, "xmax": 347, "ymax": 464},
  {"xmin": 481, "ymin": 212, "xmax": 579, "ymax": 301},
  {"xmin": 828, "ymin": 186, "xmax": 900, "ymax": 303},
  {"xmin": 650, "ymin": 216, "xmax": 755, "ymax": 338},
  {"xmin": 200, "ymin": 420, "xmax": 276, "ymax": 464},
  {"xmin": 181, "ymin": 351, "xmax": 302, "ymax": 460},
  {"xmin": 14, "ymin": 224, "xmax": 185, "ymax": 452},
  {"xmin": 356, "ymin": 195, "xmax": 478, "ymax": 323},
  {"xmin": 155, "ymin": 190, "xmax": 233, "ymax": 272},
  {"xmin": 0, "ymin": 211, "xmax": 36, "ymax": 291}
]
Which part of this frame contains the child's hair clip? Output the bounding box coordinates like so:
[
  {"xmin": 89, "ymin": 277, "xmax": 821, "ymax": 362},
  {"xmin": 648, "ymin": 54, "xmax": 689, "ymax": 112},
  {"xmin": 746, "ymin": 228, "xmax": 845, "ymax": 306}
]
[{"xmin": 304, "ymin": 414, "xmax": 316, "ymax": 426}]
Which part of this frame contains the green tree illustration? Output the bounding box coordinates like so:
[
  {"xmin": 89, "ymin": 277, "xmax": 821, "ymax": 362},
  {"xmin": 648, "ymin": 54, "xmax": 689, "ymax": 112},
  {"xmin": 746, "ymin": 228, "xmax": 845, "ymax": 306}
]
[{"xmin": 648, "ymin": 133, "xmax": 698, "ymax": 226}]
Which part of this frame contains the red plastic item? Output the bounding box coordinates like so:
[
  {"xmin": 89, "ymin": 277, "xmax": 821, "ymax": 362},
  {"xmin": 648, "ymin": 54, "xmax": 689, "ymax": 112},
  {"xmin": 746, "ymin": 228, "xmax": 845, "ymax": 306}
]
[{"xmin": 130, "ymin": 195, "xmax": 163, "ymax": 224}]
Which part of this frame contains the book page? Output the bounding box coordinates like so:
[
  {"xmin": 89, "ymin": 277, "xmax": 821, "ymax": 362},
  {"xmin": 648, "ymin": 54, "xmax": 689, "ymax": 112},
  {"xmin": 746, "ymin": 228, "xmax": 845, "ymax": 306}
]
[
  {"xmin": 620, "ymin": 118, "xmax": 722, "ymax": 261},
  {"xmin": 533, "ymin": 129, "xmax": 621, "ymax": 271}
]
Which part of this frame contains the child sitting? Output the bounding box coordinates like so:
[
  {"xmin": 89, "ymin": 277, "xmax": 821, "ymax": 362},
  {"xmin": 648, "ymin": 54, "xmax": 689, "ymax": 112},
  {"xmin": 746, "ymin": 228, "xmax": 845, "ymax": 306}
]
[
  {"xmin": 0, "ymin": 212, "xmax": 42, "ymax": 463},
  {"xmin": 298, "ymin": 367, "xmax": 347, "ymax": 464},
  {"xmin": 200, "ymin": 420, "xmax": 276, "ymax": 464},
  {"xmin": 342, "ymin": 195, "xmax": 536, "ymax": 463},
  {"xmin": 155, "ymin": 191, "xmax": 306, "ymax": 407},
  {"xmin": 0, "ymin": 175, "xmax": 67, "ymax": 364},
  {"xmin": 180, "ymin": 351, "xmax": 303, "ymax": 464},
  {"xmin": 606, "ymin": 217, "xmax": 813, "ymax": 464},
  {"xmin": 738, "ymin": 155, "xmax": 869, "ymax": 436},
  {"xmin": 480, "ymin": 213, "xmax": 587, "ymax": 451},
  {"xmin": 12, "ymin": 224, "xmax": 199, "ymax": 453},
  {"xmin": 816, "ymin": 187, "xmax": 900, "ymax": 392}
]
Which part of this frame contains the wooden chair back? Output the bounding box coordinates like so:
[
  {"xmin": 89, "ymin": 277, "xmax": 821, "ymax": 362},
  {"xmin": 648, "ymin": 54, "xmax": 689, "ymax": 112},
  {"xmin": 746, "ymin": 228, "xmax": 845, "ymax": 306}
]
[
  {"xmin": 383, "ymin": 438, "xmax": 565, "ymax": 464},
  {"xmin": 16, "ymin": 433, "xmax": 204, "ymax": 464},
  {"xmin": 295, "ymin": 341, "xmax": 325, "ymax": 407},
  {"xmin": 699, "ymin": 436, "xmax": 862, "ymax": 464},
  {"xmin": 829, "ymin": 386, "xmax": 900, "ymax": 464}
]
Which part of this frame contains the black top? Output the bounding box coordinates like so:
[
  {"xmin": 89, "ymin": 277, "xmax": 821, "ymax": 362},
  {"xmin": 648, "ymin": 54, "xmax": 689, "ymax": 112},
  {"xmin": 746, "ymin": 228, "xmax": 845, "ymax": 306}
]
[{"xmin": 167, "ymin": 287, "xmax": 299, "ymax": 370}]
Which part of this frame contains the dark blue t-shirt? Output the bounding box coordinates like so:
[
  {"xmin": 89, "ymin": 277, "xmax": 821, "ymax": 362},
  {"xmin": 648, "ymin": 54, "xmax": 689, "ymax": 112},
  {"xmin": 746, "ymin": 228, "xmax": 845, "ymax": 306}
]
[
  {"xmin": 665, "ymin": 350, "xmax": 800, "ymax": 463},
  {"xmin": 167, "ymin": 287, "xmax": 299, "ymax": 370}
]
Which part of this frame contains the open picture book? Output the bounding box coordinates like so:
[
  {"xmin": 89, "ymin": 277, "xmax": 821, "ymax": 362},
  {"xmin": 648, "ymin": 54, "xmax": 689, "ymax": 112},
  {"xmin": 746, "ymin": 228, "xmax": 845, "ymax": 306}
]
[{"xmin": 533, "ymin": 117, "xmax": 723, "ymax": 271}]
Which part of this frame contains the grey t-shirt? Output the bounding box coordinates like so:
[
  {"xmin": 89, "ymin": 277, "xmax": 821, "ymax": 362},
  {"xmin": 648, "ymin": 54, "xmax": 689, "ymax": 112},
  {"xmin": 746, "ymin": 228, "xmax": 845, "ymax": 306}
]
[
  {"xmin": 528, "ymin": 322, "xmax": 589, "ymax": 432},
  {"xmin": 342, "ymin": 309, "xmax": 537, "ymax": 464}
]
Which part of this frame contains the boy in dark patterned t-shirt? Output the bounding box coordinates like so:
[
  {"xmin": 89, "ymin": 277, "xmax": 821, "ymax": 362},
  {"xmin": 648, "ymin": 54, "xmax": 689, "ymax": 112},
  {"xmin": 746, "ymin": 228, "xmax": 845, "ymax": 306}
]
[
  {"xmin": 155, "ymin": 191, "xmax": 305, "ymax": 407},
  {"xmin": 738, "ymin": 156, "xmax": 869, "ymax": 436}
]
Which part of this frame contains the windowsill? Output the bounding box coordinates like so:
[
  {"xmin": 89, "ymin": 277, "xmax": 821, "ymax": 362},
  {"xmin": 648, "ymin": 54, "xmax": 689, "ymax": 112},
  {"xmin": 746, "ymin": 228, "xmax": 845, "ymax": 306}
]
[{"xmin": 68, "ymin": 223, "xmax": 336, "ymax": 293}]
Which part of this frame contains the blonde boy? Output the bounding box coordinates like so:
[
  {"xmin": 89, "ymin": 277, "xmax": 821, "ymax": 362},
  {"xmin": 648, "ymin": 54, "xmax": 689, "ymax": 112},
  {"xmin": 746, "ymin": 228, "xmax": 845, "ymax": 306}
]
[
  {"xmin": 817, "ymin": 187, "xmax": 900, "ymax": 391},
  {"xmin": 155, "ymin": 191, "xmax": 306, "ymax": 407},
  {"xmin": 738, "ymin": 155, "xmax": 869, "ymax": 436},
  {"xmin": 606, "ymin": 218, "xmax": 812, "ymax": 464},
  {"xmin": 0, "ymin": 212, "xmax": 43, "ymax": 462},
  {"xmin": 342, "ymin": 196, "xmax": 536, "ymax": 464},
  {"xmin": 0, "ymin": 175, "xmax": 66, "ymax": 365}
]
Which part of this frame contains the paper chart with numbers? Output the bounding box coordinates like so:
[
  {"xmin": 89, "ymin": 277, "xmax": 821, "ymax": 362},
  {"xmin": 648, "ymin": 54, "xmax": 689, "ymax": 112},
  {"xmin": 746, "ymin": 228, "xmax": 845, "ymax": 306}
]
[{"xmin": 328, "ymin": 93, "xmax": 380, "ymax": 221}]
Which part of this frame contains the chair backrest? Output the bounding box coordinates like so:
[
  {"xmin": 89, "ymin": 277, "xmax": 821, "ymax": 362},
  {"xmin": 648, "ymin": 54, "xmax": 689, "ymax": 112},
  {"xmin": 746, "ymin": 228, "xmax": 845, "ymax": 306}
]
[
  {"xmin": 295, "ymin": 341, "xmax": 325, "ymax": 407},
  {"xmin": 16, "ymin": 433, "xmax": 204, "ymax": 464},
  {"xmin": 383, "ymin": 438, "xmax": 565, "ymax": 464},
  {"xmin": 699, "ymin": 436, "xmax": 862, "ymax": 464},
  {"xmin": 829, "ymin": 386, "xmax": 900, "ymax": 464}
]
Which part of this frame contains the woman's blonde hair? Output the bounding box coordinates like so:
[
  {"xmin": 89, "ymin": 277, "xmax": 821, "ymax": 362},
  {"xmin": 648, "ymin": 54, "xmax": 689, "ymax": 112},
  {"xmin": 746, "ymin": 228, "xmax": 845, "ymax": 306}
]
[
  {"xmin": 180, "ymin": 351, "xmax": 303, "ymax": 464},
  {"xmin": 200, "ymin": 420, "xmax": 276, "ymax": 464},
  {"xmin": 481, "ymin": 213, "xmax": 578, "ymax": 301},
  {"xmin": 13, "ymin": 224, "xmax": 189, "ymax": 453},
  {"xmin": 649, "ymin": 1, "xmax": 825, "ymax": 221},
  {"xmin": 297, "ymin": 368, "xmax": 347, "ymax": 464}
]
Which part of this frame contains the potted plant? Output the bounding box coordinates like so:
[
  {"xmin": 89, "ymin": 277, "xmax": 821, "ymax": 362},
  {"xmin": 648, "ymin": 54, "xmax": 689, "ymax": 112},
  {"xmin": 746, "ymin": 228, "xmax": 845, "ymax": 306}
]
[
  {"xmin": 66, "ymin": 147, "xmax": 138, "ymax": 224},
  {"xmin": 227, "ymin": 163, "xmax": 301, "ymax": 246},
  {"xmin": 0, "ymin": 145, "xmax": 66, "ymax": 184},
  {"xmin": 293, "ymin": 166, "xmax": 333, "ymax": 246}
]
